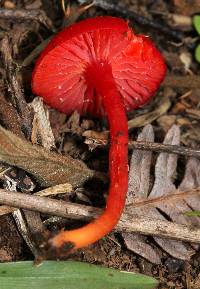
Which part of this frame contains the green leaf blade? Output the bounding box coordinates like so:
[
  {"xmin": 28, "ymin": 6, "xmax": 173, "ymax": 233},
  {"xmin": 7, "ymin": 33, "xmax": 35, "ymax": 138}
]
[
  {"xmin": 193, "ymin": 15, "xmax": 200, "ymax": 35},
  {"xmin": 195, "ymin": 44, "xmax": 200, "ymax": 63},
  {"xmin": 0, "ymin": 261, "xmax": 158, "ymax": 289}
]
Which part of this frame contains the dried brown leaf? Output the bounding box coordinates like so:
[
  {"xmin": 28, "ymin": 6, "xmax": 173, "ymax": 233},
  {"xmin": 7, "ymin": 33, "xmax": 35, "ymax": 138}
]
[
  {"xmin": 127, "ymin": 124, "xmax": 154, "ymax": 201},
  {"xmin": 150, "ymin": 126, "xmax": 199, "ymax": 226},
  {"xmin": 180, "ymin": 158, "xmax": 200, "ymax": 211},
  {"xmin": 0, "ymin": 125, "xmax": 94, "ymax": 187},
  {"xmin": 149, "ymin": 126, "xmax": 195, "ymax": 259},
  {"xmin": 123, "ymin": 125, "xmax": 162, "ymax": 264},
  {"xmin": 123, "ymin": 234, "xmax": 161, "ymax": 265},
  {"xmin": 124, "ymin": 125, "xmax": 198, "ymax": 262}
]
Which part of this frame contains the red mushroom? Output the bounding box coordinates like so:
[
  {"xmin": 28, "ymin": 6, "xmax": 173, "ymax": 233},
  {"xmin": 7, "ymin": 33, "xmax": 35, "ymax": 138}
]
[{"xmin": 32, "ymin": 16, "xmax": 166, "ymax": 251}]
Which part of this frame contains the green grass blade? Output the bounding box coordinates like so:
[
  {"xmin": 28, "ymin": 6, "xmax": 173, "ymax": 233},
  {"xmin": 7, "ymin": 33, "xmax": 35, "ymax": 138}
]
[
  {"xmin": 0, "ymin": 261, "xmax": 157, "ymax": 289},
  {"xmin": 193, "ymin": 15, "xmax": 200, "ymax": 35},
  {"xmin": 195, "ymin": 44, "xmax": 200, "ymax": 63}
]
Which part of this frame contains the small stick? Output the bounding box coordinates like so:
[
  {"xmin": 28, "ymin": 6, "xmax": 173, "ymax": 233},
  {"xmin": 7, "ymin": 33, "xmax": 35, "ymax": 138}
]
[
  {"xmin": 84, "ymin": 133, "xmax": 200, "ymax": 159},
  {"xmin": 126, "ymin": 187, "xmax": 200, "ymax": 208},
  {"xmin": 129, "ymin": 140, "xmax": 200, "ymax": 159},
  {"xmin": 1, "ymin": 189, "xmax": 200, "ymax": 243},
  {"xmin": 0, "ymin": 189, "xmax": 98, "ymax": 220},
  {"xmin": 0, "ymin": 8, "xmax": 53, "ymax": 30}
]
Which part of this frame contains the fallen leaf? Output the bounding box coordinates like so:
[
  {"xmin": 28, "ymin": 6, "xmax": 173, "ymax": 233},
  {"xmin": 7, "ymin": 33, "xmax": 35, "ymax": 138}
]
[
  {"xmin": 123, "ymin": 125, "xmax": 162, "ymax": 264},
  {"xmin": 123, "ymin": 125, "xmax": 199, "ymax": 263},
  {"xmin": 0, "ymin": 125, "xmax": 95, "ymax": 187}
]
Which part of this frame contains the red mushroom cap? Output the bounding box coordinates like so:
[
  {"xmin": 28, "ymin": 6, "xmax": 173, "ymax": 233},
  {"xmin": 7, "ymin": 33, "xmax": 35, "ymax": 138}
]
[{"xmin": 32, "ymin": 16, "xmax": 166, "ymax": 117}]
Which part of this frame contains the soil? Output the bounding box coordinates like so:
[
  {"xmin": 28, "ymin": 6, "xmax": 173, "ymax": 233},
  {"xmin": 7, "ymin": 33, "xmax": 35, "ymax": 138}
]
[{"xmin": 0, "ymin": 1, "xmax": 200, "ymax": 289}]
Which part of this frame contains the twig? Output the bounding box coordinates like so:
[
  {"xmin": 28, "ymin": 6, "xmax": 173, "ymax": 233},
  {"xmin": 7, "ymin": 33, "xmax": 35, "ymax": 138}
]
[
  {"xmin": 127, "ymin": 187, "xmax": 200, "ymax": 208},
  {"xmin": 13, "ymin": 209, "xmax": 41, "ymax": 257},
  {"xmin": 0, "ymin": 183, "xmax": 73, "ymax": 216},
  {"xmin": 0, "ymin": 189, "xmax": 98, "ymax": 220},
  {"xmin": 78, "ymin": 0, "xmax": 184, "ymax": 43},
  {"xmin": 1, "ymin": 189, "xmax": 200, "ymax": 243},
  {"xmin": 3, "ymin": 174, "xmax": 41, "ymax": 257},
  {"xmin": 84, "ymin": 132, "xmax": 200, "ymax": 159},
  {"xmin": 129, "ymin": 140, "xmax": 200, "ymax": 159},
  {"xmin": 0, "ymin": 8, "xmax": 53, "ymax": 30}
]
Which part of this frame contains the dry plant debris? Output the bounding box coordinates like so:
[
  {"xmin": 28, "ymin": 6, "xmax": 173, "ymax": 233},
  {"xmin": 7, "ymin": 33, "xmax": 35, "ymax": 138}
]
[
  {"xmin": 1, "ymin": 126, "xmax": 200, "ymax": 263},
  {"xmin": 0, "ymin": 125, "xmax": 96, "ymax": 187},
  {"xmin": 30, "ymin": 97, "xmax": 56, "ymax": 149},
  {"xmin": 0, "ymin": 35, "xmax": 33, "ymax": 136},
  {"xmin": 0, "ymin": 7, "xmax": 53, "ymax": 30},
  {"xmin": 123, "ymin": 125, "xmax": 200, "ymax": 263},
  {"xmin": 0, "ymin": 0, "xmax": 199, "ymax": 287},
  {"xmin": 3, "ymin": 173, "xmax": 42, "ymax": 258}
]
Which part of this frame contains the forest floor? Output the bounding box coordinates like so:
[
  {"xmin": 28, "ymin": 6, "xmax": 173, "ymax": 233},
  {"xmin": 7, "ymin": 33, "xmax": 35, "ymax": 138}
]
[{"xmin": 0, "ymin": 1, "xmax": 200, "ymax": 288}]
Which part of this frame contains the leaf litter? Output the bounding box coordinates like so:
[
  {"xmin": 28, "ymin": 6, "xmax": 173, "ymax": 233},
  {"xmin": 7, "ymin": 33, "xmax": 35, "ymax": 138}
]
[
  {"xmin": 0, "ymin": 1, "xmax": 200, "ymax": 287},
  {"xmin": 123, "ymin": 124, "xmax": 200, "ymax": 264}
]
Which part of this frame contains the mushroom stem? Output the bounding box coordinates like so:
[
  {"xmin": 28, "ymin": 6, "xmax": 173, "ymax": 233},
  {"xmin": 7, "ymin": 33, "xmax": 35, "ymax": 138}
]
[{"xmin": 50, "ymin": 62, "xmax": 128, "ymax": 250}]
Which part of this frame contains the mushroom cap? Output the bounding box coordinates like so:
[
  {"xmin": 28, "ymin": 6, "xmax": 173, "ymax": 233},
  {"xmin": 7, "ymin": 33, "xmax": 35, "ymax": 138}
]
[{"xmin": 32, "ymin": 16, "xmax": 166, "ymax": 117}]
